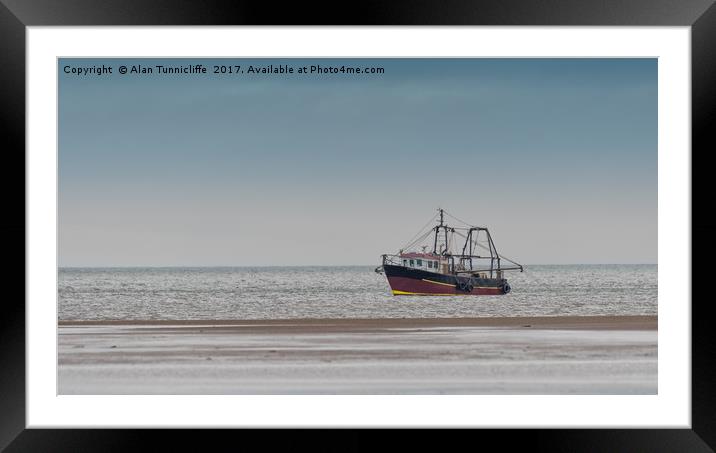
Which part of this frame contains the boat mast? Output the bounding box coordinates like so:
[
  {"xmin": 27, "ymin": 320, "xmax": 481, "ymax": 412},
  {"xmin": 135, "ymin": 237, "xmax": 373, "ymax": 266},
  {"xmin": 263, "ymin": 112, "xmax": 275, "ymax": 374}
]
[
  {"xmin": 486, "ymin": 229, "xmax": 500, "ymax": 278},
  {"xmin": 433, "ymin": 208, "xmax": 444, "ymax": 254},
  {"xmin": 443, "ymin": 209, "xmax": 449, "ymax": 255}
]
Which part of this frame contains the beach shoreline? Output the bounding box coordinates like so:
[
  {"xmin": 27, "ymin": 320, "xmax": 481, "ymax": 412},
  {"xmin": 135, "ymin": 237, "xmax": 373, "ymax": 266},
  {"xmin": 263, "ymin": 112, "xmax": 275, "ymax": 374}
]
[
  {"xmin": 58, "ymin": 315, "xmax": 657, "ymax": 331},
  {"xmin": 58, "ymin": 315, "xmax": 656, "ymax": 394},
  {"xmin": 58, "ymin": 315, "xmax": 657, "ymax": 394}
]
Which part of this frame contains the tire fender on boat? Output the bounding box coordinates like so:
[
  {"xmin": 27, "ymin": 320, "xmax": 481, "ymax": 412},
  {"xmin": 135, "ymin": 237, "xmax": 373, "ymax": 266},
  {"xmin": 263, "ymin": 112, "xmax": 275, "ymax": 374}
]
[
  {"xmin": 457, "ymin": 279, "xmax": 473, "ymax": 292},
  {"xmin": 503, "ymin": 283, "xmax": 511, "ymax": 294}
]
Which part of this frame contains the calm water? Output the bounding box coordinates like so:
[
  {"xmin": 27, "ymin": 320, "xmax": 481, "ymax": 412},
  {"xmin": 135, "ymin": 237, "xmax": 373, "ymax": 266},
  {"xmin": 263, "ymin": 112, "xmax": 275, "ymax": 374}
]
[{"xmin": 58, "ymin": 265, "xmax": 656, "ymax": 320}]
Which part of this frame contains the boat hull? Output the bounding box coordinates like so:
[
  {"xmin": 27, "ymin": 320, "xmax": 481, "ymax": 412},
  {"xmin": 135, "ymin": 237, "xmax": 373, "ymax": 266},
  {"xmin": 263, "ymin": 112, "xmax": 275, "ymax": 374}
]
[{"xmin": 382, "ymin": 264, "xmax": 508, "ymax": 296}]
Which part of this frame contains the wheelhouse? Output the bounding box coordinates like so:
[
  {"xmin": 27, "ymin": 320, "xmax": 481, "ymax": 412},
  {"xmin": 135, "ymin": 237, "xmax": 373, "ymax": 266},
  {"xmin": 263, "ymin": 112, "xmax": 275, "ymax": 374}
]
[{"xmin": 399, "ymin": 252, "xmax": 443, "ymax": 273}]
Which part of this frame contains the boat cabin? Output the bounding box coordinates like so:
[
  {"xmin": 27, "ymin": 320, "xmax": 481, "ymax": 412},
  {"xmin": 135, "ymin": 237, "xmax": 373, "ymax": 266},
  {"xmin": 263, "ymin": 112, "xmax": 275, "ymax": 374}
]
[{"xmin": 399, "ymin": 252, "xmax": 444, "ymax": 273}]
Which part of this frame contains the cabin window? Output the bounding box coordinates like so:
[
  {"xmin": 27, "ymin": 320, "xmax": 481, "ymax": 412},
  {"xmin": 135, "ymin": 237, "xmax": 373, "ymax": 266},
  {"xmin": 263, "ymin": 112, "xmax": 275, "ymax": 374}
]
[
  {"xmin": 416, "ymin": 259, "xmax": 422, "ymax": 266},
  {"xmin": 427, "ymin": 261, "xmax": 432, "ymax": 268},
  {"xmin": 403, "ymin": 259, "xmax": 407, "ymax": 266},
  {"xmin": 410, "ymin": 259, "xmax": 414, "ymax": 267}
]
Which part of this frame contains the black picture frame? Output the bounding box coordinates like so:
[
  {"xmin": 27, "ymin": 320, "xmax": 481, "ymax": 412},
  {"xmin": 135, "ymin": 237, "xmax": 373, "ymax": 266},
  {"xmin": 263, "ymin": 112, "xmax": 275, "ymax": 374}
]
[{"xmin": 2, "ymin": 0, "xmax": 714, "ymax": 450}]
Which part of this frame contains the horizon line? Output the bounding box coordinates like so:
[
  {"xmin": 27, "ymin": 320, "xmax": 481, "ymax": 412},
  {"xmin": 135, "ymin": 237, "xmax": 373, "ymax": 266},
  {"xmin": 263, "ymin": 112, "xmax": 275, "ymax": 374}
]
[{"xmin": 58, "ymin": 263, "xmax": 659, "ymax": 269}]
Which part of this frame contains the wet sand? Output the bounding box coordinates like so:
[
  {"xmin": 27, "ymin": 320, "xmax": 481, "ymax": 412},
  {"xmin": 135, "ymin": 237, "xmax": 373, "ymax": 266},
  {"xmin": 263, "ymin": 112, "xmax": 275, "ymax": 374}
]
[
  {"xmin": 58, "ymin": 316, "xmax": 657, "ymax": 394},
  {"xmin": 59, "ymin": 315, "xmax": 656, "ymax": 331}
]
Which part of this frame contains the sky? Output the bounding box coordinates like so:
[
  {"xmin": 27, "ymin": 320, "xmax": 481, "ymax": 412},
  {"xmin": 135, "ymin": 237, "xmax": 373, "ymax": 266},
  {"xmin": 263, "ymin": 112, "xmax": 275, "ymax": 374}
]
[{"xmin": 58, "ymin": 58, "xmax": 657, "ymax": 266}]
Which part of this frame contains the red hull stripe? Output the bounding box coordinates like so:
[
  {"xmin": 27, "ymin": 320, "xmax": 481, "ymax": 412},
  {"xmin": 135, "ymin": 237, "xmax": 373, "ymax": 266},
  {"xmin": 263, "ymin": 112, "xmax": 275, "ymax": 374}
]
[{"xmin": 387, "ymin": 276, "xmax": 503, "ymax": 296}]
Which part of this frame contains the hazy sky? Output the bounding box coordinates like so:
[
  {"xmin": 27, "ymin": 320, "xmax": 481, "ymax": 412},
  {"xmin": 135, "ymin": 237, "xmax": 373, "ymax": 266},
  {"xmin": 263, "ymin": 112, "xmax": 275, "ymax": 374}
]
[{"xmin": 59, "ymin": 58, "xmax": 657, "ymax": 266}]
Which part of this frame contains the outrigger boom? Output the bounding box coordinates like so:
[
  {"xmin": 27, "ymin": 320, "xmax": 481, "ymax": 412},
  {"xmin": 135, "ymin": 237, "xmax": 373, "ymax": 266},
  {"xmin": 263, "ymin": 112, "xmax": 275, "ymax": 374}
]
[{"xmin": 376, "ymin": 208, "xmax": 523, "ymax": 296}]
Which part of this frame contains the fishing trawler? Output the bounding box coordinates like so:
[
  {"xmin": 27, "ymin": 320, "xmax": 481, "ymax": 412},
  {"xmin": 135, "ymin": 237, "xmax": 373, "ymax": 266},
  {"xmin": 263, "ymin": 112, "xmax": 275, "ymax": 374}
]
[{"xmin": 375, "ymin": 209, "xmax": 523, "ymax": 296}]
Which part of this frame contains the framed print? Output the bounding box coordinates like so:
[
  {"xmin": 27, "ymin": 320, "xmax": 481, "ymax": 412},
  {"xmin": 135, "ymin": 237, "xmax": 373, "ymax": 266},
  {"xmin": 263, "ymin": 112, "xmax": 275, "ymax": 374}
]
[{"xmin": 3, "ymin": 0, "xmax": 715, "ymax": 450}]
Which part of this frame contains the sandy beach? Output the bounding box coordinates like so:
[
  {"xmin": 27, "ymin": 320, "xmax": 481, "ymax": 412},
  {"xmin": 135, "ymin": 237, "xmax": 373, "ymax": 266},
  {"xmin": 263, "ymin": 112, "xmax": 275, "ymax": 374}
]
[{"xmin": 58, "ymin": 315, "xmax": 657, "ymax": 394}]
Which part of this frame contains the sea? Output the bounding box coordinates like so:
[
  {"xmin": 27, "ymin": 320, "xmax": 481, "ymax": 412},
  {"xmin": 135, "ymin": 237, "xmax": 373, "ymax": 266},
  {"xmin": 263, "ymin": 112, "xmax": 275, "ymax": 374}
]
[{"xmin": 58, "ymin": 265, "xmax": 657, "ymax": 321}]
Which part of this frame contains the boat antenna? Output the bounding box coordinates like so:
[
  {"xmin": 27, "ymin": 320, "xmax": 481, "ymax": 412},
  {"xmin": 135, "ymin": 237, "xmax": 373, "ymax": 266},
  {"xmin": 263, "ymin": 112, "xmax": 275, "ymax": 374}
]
[{"xmin": 438, "ymin": 207, "xmax": 444, "ymax": 227}]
